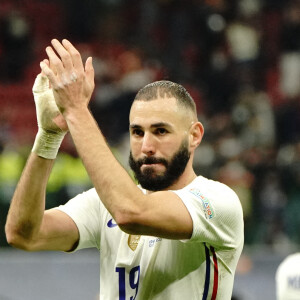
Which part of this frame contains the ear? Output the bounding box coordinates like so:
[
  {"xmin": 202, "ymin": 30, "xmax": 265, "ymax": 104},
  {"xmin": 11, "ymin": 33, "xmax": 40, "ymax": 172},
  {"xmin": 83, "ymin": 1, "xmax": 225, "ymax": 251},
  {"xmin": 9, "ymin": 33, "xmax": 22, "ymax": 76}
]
[{"xmin": 189, "ymin": 122, "xmax": 204, "ymax": 149}]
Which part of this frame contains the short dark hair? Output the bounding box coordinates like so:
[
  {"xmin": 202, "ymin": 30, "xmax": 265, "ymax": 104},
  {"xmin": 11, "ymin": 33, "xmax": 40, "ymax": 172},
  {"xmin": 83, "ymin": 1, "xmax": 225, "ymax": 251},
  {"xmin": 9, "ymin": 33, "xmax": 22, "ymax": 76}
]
[{"xmin": 134, "ymin": 80, "xmax": 197, "ymax": 114}]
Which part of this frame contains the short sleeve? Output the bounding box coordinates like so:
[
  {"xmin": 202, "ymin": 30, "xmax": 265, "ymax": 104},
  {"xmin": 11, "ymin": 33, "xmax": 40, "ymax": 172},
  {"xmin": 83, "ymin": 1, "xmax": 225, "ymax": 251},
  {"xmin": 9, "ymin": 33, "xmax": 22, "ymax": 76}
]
[
  {"xmin": 172, "ymin": 178, "xmax": 244, "ymax": 249},
  {"xmin": 55, "ymin": 188, "xmax": 103, "ymax": 251}
]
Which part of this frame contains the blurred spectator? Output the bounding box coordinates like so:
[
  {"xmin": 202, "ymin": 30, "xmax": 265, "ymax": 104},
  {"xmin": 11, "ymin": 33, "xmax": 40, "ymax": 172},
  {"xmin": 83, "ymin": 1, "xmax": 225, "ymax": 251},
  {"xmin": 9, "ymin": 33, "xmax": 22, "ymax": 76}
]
[
  {"xmin": 257, "ymin": 170, "xmax": 288, "ymax": 244},
  {"xmin": 278, "ymin": 141, "xmax": 300, "ymax": 244},
  {"xmin": 0, "ymin": 9, "xmax": 32, "ymax": 82},
  {"xmin": 91, "ymin": 46, "xmax": 159, "ymax": 143},
  {"xmin": 232, "ymin": 89, "xmax": 276, "ymax": 148}
]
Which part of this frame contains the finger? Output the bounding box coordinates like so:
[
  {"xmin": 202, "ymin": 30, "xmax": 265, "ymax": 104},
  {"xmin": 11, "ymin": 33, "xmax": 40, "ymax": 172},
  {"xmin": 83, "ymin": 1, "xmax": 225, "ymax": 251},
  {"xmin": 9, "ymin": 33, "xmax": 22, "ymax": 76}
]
[
  {"xmin": 85, "ymin": 57, "xmax": 95, "ymax": 86},
  {"xmin": 40, "ymin": 59, "xmax": 49, "ymax": 77},
  {"xmin": 51, "ymin": 39, "xmax": 73, "ymax": 71},
  {"xmin": 46, "ymin": 46, "xmax": 65, "ymax": 76},
  {"xmin": 40, "ymin": 60, "xmax": 59, "ymax": 89},
  {"xmin": 62, "ymin": 39, "xmax": 84, "ymax": 73},
  {"xmin": 41, "ymin": 59, "xmax": 53, "ymax": 88},
  {"xmin": 43, "ymin": 50, "xmax": 56, "ymax": 76},
  {"xmin": 43, "ymin": 59, "xmax": 50, "ymax": 67},
  {"xmin": 39, "ymin": 59, "xmax": 51, "ymax": 89}
]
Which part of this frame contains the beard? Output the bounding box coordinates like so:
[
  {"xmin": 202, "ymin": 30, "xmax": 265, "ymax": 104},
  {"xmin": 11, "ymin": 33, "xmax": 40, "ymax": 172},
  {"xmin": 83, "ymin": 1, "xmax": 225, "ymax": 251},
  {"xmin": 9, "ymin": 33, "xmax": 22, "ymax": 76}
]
[{"xmin": 129, "ymin": 139, "xmax": 190, "ymax": 191}]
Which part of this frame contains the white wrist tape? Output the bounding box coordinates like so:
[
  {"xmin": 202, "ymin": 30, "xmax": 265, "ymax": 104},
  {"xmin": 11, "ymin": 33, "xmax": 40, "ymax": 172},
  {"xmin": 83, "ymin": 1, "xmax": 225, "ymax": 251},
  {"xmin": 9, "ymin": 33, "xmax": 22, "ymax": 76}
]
[
  {"xmin": 32, "ymin": 128, "xmax": 65, "ymax": 159},
  {"xmin": 31, "ymin": 74, "xmax": 67, "ymax": 159}
]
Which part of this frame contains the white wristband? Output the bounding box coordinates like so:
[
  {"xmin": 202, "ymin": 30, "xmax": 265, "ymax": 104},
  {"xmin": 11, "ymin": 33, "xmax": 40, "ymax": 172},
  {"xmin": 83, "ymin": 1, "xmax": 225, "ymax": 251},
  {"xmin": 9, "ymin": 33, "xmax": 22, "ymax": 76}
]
[{"xmin": 32, "ymin": 128, "xmax": 65, "ymax": 159}]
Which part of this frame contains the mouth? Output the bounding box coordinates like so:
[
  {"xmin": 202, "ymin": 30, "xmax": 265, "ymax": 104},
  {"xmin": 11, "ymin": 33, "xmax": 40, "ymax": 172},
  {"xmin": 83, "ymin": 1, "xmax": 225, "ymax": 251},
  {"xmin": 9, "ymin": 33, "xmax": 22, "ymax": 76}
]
[
  {"xmin": 141, "ymin": 163, "xmax": 165, "ymax": 173},
  {"xmin": 142, "ymin": 163, "xmax": 163, "ymax": 166}
]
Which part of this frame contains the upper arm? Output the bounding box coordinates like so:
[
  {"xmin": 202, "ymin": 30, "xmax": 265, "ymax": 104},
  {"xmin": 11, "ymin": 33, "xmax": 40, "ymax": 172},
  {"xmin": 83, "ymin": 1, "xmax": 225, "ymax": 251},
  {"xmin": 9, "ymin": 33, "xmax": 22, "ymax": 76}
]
[
  {"xmin": 118, "ymin": 191, "xmax": 193, "ymax": 240},
  {"xmin": 29, "ymin": 209, "xmax": 79, "ymax": 252},
  {"xmin": 118, "ymin": 185, "xmax": 244, "ymax": 248}
]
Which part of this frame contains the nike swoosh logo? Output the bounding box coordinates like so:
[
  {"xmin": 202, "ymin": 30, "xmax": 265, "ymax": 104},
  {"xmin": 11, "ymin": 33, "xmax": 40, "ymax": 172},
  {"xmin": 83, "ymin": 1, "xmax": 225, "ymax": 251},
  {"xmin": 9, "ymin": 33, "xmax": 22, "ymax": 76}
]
[{"xmin": 107, "ymin": 218, "xmax": 118, "ymax": 228}]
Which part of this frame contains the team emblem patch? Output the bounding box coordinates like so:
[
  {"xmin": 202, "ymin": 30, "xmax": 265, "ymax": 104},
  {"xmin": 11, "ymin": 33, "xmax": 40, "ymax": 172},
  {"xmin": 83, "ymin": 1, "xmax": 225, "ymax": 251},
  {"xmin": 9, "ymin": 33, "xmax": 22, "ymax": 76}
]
[
  {"xmin": 189, "ymin": 188, "xmax": 215, "ymax": 219},
  {"xmin": 128, "ymin": 235, "xmax": 141, "ymax": 251}
]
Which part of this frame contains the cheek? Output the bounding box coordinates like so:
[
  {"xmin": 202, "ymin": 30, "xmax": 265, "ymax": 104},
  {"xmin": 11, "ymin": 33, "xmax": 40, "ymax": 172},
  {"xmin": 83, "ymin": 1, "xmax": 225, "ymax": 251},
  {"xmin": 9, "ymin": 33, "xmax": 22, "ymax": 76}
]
[
  {"xmin": 160, "ymin": 139, "xmax": 181, "ymax": 157},
  {"xmin": 130, "ymin": 139, "xmax": 141, "ymax": 156}
]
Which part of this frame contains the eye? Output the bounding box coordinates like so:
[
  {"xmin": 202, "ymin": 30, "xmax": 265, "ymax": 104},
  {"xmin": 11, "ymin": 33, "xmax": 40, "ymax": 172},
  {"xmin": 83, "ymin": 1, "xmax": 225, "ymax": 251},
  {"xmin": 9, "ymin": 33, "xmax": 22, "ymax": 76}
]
[
  {"xmin": 155, "ymin": 128, "xmax": 168, "ymax": 135},
  {"xmin": 132, "ymin": 129, "xmax": 144, "ymax": 137}
]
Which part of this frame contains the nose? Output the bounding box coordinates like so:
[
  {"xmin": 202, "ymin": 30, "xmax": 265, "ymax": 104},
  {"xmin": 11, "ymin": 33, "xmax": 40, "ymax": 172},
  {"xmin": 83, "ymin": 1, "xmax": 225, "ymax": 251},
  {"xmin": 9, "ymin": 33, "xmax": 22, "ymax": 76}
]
[{"xmin": 141, "ymin": 132, "xmax": 156, "ymax": 156}]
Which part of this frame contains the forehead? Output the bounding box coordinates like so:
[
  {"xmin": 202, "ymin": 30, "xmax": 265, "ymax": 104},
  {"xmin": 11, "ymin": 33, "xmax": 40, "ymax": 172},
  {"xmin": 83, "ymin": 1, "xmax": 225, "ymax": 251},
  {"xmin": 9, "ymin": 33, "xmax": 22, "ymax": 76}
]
[{"xmin": 129, "ymin": 97, "xmax": 182, "ymax": 126}]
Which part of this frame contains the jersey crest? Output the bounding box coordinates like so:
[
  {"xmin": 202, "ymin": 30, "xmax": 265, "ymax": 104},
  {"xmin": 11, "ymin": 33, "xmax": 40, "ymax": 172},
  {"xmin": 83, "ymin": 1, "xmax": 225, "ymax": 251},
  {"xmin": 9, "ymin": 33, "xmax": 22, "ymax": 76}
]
[{"xmin": 128, "ymin": 234, "xmax": 141, "ymax": 251}]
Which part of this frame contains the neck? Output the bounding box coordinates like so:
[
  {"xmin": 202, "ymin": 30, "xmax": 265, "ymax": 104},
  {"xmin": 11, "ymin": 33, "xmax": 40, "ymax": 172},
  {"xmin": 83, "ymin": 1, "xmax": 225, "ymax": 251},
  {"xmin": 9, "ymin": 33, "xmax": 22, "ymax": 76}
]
[{"xmin": 166, "ymin": 169, "xmax": 197, "ymax": 191}]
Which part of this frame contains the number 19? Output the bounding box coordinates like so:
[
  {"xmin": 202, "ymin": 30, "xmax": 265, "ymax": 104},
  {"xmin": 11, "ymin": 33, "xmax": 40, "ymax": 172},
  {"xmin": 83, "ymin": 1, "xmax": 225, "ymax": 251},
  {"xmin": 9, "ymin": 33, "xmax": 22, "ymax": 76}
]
[{"xmin": 116, "ymin": 266, "xmax": 140, "ymax": 300}]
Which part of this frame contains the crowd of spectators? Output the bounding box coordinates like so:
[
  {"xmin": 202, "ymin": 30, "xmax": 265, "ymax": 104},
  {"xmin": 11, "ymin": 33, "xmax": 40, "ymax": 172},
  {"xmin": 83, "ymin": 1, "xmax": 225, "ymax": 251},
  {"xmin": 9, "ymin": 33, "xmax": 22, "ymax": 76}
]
[{"xmin": 0, "ymin": 0, "xmax": 299, "ymax": 249}]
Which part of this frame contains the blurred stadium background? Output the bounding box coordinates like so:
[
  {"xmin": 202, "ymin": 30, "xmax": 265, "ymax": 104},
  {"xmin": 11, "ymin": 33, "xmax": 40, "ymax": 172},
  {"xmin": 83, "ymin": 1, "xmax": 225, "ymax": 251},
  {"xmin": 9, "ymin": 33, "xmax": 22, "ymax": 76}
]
[{"xmin": 0, "ymin": 0, "xmax": 299, "ymax": 299}]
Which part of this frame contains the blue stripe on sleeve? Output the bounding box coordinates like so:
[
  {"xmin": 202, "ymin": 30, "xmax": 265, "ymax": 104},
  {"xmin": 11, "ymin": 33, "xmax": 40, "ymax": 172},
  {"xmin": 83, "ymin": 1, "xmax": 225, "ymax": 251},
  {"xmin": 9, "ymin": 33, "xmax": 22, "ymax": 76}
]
[{"xmin": 202, "ymin": 243, "xmax": 210, "ymax": 300}]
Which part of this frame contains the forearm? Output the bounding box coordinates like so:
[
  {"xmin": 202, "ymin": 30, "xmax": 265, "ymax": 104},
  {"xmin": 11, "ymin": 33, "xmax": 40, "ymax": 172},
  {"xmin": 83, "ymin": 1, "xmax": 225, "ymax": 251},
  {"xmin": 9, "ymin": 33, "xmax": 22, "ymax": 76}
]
[
  {"xmin": 5, "ymin": 153, "xmax": 54, "ymax": 247},
  {"xmin": 40, "ymin": 39, "xmax": 143, "ymax": 226},
  {"xmin": 65, "ymin": 108, "xmax": 143, "ymax": 223}
]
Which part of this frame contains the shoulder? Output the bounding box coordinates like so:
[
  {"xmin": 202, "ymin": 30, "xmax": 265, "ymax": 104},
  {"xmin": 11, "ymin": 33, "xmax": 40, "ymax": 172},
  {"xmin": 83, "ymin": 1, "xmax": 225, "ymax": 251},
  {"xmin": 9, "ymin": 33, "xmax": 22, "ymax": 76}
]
[
  {"xmin": 58, "ymin": 188, "xmax": 103, "ymax": 213},
  {"xmin": 72, "ymin": 187, "xmax": 100, "ymax": 203},
  {"xmin": 173, "ymin": 176, "xmax": 244, "ymax": 247},
  {"xmin": 175, "ymin": 176, "xmax": 242, "ymax": 211},
  {"xmin": 190, "ymin": 176, "xmax": 238, "ymax": 196}
]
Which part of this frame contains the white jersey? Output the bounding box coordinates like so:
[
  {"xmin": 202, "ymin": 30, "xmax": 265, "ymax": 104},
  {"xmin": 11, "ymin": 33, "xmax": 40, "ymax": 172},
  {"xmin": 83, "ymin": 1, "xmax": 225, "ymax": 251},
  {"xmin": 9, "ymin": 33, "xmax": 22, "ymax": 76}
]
[
  {"xmin": 276, "ymin": 253, "xmax": 300, "ymax": 300},
  {"xmin": 56, "ymin": 176, "xmax": 244, "ymax": 300}
]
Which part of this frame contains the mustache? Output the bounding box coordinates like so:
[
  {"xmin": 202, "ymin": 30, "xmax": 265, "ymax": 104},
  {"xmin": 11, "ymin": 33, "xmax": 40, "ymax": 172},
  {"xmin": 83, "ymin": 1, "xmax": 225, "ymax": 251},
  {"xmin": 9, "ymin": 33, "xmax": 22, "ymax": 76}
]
[{"xmin": 136, "ymin": 156, "xmax": 168, "ymax": 168}]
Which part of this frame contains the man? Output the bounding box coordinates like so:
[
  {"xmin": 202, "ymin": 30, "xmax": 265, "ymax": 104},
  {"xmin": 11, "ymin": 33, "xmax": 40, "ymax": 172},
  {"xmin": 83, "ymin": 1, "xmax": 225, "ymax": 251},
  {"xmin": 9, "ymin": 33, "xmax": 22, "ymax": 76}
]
[
  {"xmin": 276, "ymin": 253, "xmax": 300, "ymax": 300},
  {"xmin": 5, "ymin": 39, "xmax": 244, "ymax": 299}
]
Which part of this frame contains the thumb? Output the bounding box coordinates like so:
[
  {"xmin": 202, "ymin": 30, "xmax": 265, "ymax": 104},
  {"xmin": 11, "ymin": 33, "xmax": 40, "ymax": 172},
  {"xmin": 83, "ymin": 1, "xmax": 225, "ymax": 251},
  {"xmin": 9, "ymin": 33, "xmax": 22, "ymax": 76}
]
[
  {"xmin": 32, "ymin": 73, "xmax": 50, "ymax": 94},
  {"xmin": 85, "ymin": 56, "xmax": 95, "ymax": 85}
]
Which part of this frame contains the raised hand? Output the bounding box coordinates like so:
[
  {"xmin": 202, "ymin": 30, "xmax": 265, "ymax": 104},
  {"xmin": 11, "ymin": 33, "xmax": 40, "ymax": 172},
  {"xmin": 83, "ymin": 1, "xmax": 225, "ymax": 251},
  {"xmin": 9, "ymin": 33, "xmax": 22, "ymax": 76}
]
[
  {"xmin": 40, "ymin": 39, "xmax": 95, "ymax": 116},
  {"xmin": 32, "ymin": 68, "xmax": 68, "ymax": 159},
  {"xmin": 33, "ymin": 65, "xmax": 68, "ymax": 133}
]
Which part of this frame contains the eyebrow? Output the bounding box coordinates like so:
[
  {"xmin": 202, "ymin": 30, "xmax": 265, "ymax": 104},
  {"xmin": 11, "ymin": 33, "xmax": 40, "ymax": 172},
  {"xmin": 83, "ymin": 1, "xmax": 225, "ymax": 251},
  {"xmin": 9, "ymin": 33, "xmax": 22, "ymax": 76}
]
[{"xmin": 129, "ymin": 122, "xmax": 172, "ymax": 129}]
